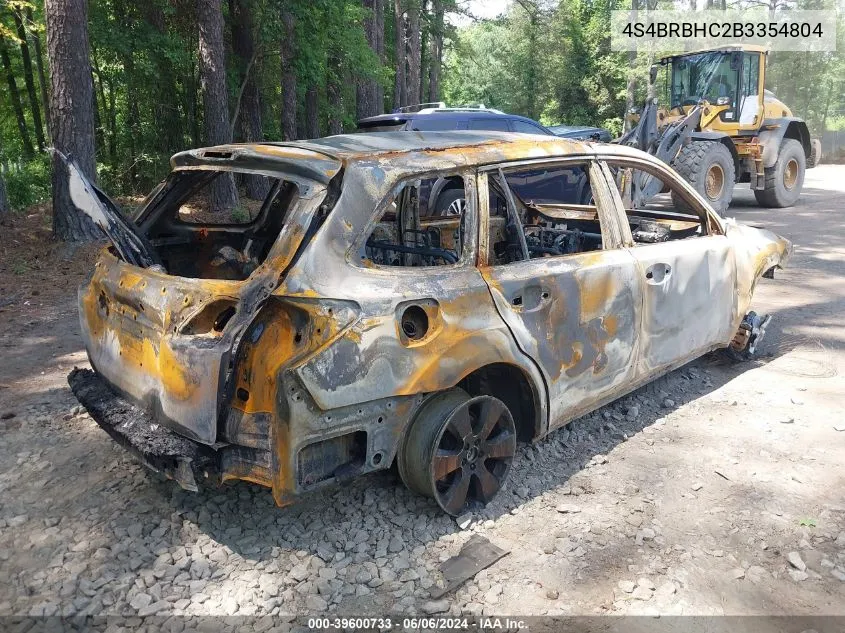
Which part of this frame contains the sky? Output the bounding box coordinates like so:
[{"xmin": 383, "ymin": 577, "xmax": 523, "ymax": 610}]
[{"xmin": 448, "ymin": 0, "xmax": 512, "ymax": 26}]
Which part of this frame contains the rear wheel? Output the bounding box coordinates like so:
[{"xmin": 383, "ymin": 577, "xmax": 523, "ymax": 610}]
[
  {"xmin": 398, "ymin": 389, "xmax": 517, "ymax": 516},
  {"xmin": 754, "ymin": 138, "xmax": 805, "ymax": 208},
  {"xmin": 670, "ymin": 140, "xmax": 735, "ymax": 214}
]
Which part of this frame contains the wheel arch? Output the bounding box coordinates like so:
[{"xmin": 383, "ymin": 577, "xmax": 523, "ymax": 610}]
[
  {"xmin": 428, "ymin": 175, "xmax": 465, "ymax": 211},
  {"xmin": 457, "ymin": 362, "xmax": 546, "ymax": 443},
  {"xmin": 689, "ymin": 132, "xmax": 740, "ymax": 180},
  {"xmin": 759, "ymin": 118, "xmax": 811, "ymax": 168}
]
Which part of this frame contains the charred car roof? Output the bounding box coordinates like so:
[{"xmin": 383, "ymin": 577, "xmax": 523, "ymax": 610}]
[{"xmin": 169, "ymin": 131, "xmax": 609, "ymax": 177}]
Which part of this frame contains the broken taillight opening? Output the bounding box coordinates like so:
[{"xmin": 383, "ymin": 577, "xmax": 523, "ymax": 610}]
[{"xmin": 181, "ymin": 300, "xmax": 237, "ymax": 335}]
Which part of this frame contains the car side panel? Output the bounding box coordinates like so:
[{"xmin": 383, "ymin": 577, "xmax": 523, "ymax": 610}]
[
  {"xmin": 480, "ymin": 249, "xmax": 641, "ymax": 431},
  {"xmin": 630, "ymin": 236, "xmax": 737, "ymax": 373}
]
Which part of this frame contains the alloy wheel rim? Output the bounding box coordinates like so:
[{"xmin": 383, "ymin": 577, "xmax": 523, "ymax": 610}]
[
  {"xmin": 446, "ymin": 197, "xmax": 466, "ymax": 217},
  {"xmin": 429, "ymin": 396, "xmax": 516, "ymax": 515},
  {"xmin": 705, "ymin": 163, "xmax": 725, "ymax": 200}
]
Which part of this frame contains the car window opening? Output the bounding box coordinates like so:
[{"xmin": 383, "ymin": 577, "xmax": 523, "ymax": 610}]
[
  {"xmin": 140, "ymin": 170, "xmax": 299, "ymax": 281},
  {"xmin": 610, "ymin": 165, "xmax": 708, "ymax": 244},
  {"xmin": 365, "ymin": 175, "xmax": 467, "ymax": 267},
  {"xmin": 489, "ymin": 163, "xmax": 603, "ymax": 265}
]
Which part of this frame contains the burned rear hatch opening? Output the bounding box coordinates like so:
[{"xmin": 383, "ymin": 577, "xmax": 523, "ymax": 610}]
[
  {"xmin": 71, "ymin": 144, "xmax": 344, "ymax": 447},
  {"xmin": 136, "ymin": 169, "xmax": 301, "ymax": 281}
]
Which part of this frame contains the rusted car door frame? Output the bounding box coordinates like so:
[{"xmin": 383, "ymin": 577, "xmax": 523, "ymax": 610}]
[
  {"xmin": 476, "ymin": 156, "xmax": 644, "ymax": 432},
  {"xmin": 596, "ymin": 154, "xmax": 738, "ymax": 376}
]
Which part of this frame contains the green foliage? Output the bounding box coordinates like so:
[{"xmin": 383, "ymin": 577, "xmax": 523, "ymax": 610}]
[
  {"xmin": 442, "ymin": 0, "xmax": 632, "ymax": 131},
  {"xmin": 3, "ymin": 155, "xmax": 51, "ymax": 211}
]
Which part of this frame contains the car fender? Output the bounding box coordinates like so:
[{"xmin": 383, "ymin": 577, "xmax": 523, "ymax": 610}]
[{"xmin": 724, "ymin": 219, "xmax": 792, "ymax": 319}]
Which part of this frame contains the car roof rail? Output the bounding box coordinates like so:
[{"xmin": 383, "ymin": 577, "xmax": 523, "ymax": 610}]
[
  {"xmin": 393, "ymin": 102, "xmax": 506, "ymax": 115},
  {"xmin": 395, "ymin": 102, "xmax": 447, "ymax": 113}
]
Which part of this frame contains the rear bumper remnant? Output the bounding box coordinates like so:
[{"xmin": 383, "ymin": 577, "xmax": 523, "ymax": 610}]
[{"xmin": 68, "ymin": 368, "xmax": 218, "ymax": 491}]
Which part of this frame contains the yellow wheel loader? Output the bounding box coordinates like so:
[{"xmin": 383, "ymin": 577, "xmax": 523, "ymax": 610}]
[{"xmin": 617, "ymin": 45, "xmax": 819, "ymax": 213}]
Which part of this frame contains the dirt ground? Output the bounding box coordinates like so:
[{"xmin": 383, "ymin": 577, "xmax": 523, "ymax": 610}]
[{"xmin": 0, "ymin": 167, "xmax": 844, "ymax": 623}]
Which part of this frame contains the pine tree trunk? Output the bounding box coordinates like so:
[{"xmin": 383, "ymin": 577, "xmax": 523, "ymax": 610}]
[
  {"xmin": 0, "ymin": 171, "xmax": 8, "ymax": 214},
  {"xmin": 26, "ymin": 8, "xmax": 51, "ymax": 142},
  {"xmin": 356, "ymin": 0, "xmax": 380, "ymax": 120},
  {"xmin": 45, "ymin": 0, "xmax": 101, "ymax": 241},
  {"xmin": 141, "ymin": 2, "xmax": 180, "ymax": 153},
  {"xmin": 428, "ymin": 0, "xmax": 443, "ymax": 103},
  {"xmin": 305, "ymin": 85, "xmax": 319, "ymax": 138},
  {"xmin": 623, "ymin": 0, "xmax": 638, "ymax": 132},
  {"xmin": 0, "ymin": 38, "xmax": 34, "ymax": 158},
  {"xmin": 374, "ymin": 0, "xmax": 385, "ymax": 110},
  {"xmin": 13, "ymin": 9, "xmax": 45, "ymax": 151},
  {"xmin": 0, "ymin": 142, "xmax": 9, "ymax": 213},
  {"xmin": 393, "ymin": 0, "xmax": 406, "ymax": 108},
  {"xmin": 198, "ymin": 0, "xmax": 238, "ymax": 213},
  {"xmin": 230, "ymin": 0, "xmax": 268, "ymax": 199},
  {"xmin": 280, "ymin": 9, "xmax": 298, "ymax": 141},
  {"xmin": 405, "ymin": 1, "xmax": 421, "ymax": 106}
]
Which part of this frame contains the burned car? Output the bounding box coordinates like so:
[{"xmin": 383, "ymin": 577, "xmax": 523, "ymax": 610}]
[{"xmin": 66, "ymin": 132, "xmax": 791, "ymax": 515}]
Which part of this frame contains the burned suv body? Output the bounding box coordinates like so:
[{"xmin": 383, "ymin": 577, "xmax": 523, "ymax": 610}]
[{"xmin": 69, "ymin": 132, "xmax": 790, "ymax": 515}]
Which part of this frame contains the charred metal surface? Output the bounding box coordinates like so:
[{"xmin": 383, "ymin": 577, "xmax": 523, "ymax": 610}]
[
  {"xmin": 69, "ymin": 131, "xmax": 792, "ymax": 508},
  {"xmin": 68, "ymin": 368, "xmax": 217, "ymax": 490}
]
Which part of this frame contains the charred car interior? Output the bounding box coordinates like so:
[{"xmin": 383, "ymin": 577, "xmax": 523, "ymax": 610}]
[
  {"xmin": 65, "ymin": 132, "xmax": 791, "ymax": 516},
  {"xmin": 137, "ymin": 171, "xmax": 300, "ymax": 280}
]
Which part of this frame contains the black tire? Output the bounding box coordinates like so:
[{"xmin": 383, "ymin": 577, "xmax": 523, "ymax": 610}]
[
  {"xmin": 754, "ymin": 138, "xmax": 805, "ymax": 208},
  {"xmin": 670, "ymin": 140, "xmax": 735, "ymax": 214},
  {"xmin": 434, "ymin": 187, "xmax": 466, "ymax": 216},
  {"xmin": 398, "ymin": 388, "xmax": 517, "ymax": 516},
  {"xmin": 807, "ymin": 138, "xmax": 822, "ymax": 169}
]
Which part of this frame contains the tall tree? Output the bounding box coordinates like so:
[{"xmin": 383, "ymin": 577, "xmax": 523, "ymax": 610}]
[
  {"xmin": 25, "ymin": 7, "xmax": 50, "ymax": 142},
  {"xmin": 12, "ymin": 8, "xmax": 45, "ymax": 151},
  {"xmin": 623, "ymin": 0, "xmax": 638, "ymax": 132},
  {"xmin": 280, "ymin": 8, "xmax": 297, "ymax": 140},
  {"xmin": 357, "ymin": 0, "xmax": 382, "ymax": 119},
  {"xmin": 230, "ymin": 0, "xmax": 263, "ymax": 144},
  {"xmin": 305, "ymin": 85, "xmax": 319, "ymax": 138},
  {"xmin": 229, "ymin": 0, "xmax": 268, "ymax": 198},
  {"xmin": 197, "ymin": 0, "xmax": 237, "ymax": 211},
  {"xmin": 0, "ymin": 171, "xmax": 8, "ymax": 214},
  {"xmin": 45, "ymin": 0, "xmax": 100, "ymax": 240},
  {"xmin": 393, "ymin": 0, "xmax": 406, "ymax": 108},
  {"xmin": 0, "ymin": 135, "xmax": 8, "ymax": 213},
  {"xmin": 405, "ymin": 0, "xmax": 421, "ymax": 105},
  {"xmin": 427, "ymin": 0, "xmax": 443, "ymax": 102},
  {"xmin": 0, "ymin": 37, "xmax": 34, "ymax": 158}
]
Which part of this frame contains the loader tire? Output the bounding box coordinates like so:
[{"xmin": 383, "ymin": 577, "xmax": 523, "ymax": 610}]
[
  {"xmin": 670, "ymin": 141, "xmax": 735, "ymax": 214},
  {"xmin": 807, "ymin": 138, "xmax": 822, "ymax": 168},
  {"xmin": 754, "ymin": 138, "xmax": 805, "ymax": 208}
]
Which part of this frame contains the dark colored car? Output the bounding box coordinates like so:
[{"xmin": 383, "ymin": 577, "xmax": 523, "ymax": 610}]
[
  {"xmin": 357, "ymin": 106, "xmax": 555, "ymax": 215},
  {"xmin": 548, "ymin": 124, "xmax": 613, "ymax": 143},
  {"xmin": 357, "ymin": 106, "xmax": 554, "ymax": 136}
]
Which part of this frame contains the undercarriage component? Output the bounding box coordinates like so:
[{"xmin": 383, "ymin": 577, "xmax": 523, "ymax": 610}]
[
  {"xmin": 727, "ymin": 311, "xmax": 772, "ymax": 361},
  {"xmin": 68, "ymin": 368, "xmax": 217, "ymax": 490},
  {"xmin": 398, "ymin": 389, "xmax": 516, "ymax": 516}
]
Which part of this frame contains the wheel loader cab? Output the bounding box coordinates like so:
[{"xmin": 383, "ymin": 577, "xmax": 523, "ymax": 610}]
[{"xmin": 658, "ymin": 48, "xmax": 765, "ymax": 133}]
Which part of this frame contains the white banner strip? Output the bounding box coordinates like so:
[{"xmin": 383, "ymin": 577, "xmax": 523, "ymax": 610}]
[{"xmin": 610, "ymin": 10, "xmax": 838, "ymax": 52}]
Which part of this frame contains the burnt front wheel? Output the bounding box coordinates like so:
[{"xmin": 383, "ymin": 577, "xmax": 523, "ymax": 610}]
[{"xmin": 398, "ymin": 389, "xmax": 517, "ymax": 516}]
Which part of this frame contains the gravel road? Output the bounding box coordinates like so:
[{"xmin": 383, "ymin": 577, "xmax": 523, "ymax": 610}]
[{"xmin": 1, "ymin": 166, "xmax": 844, "ymax": 621}]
